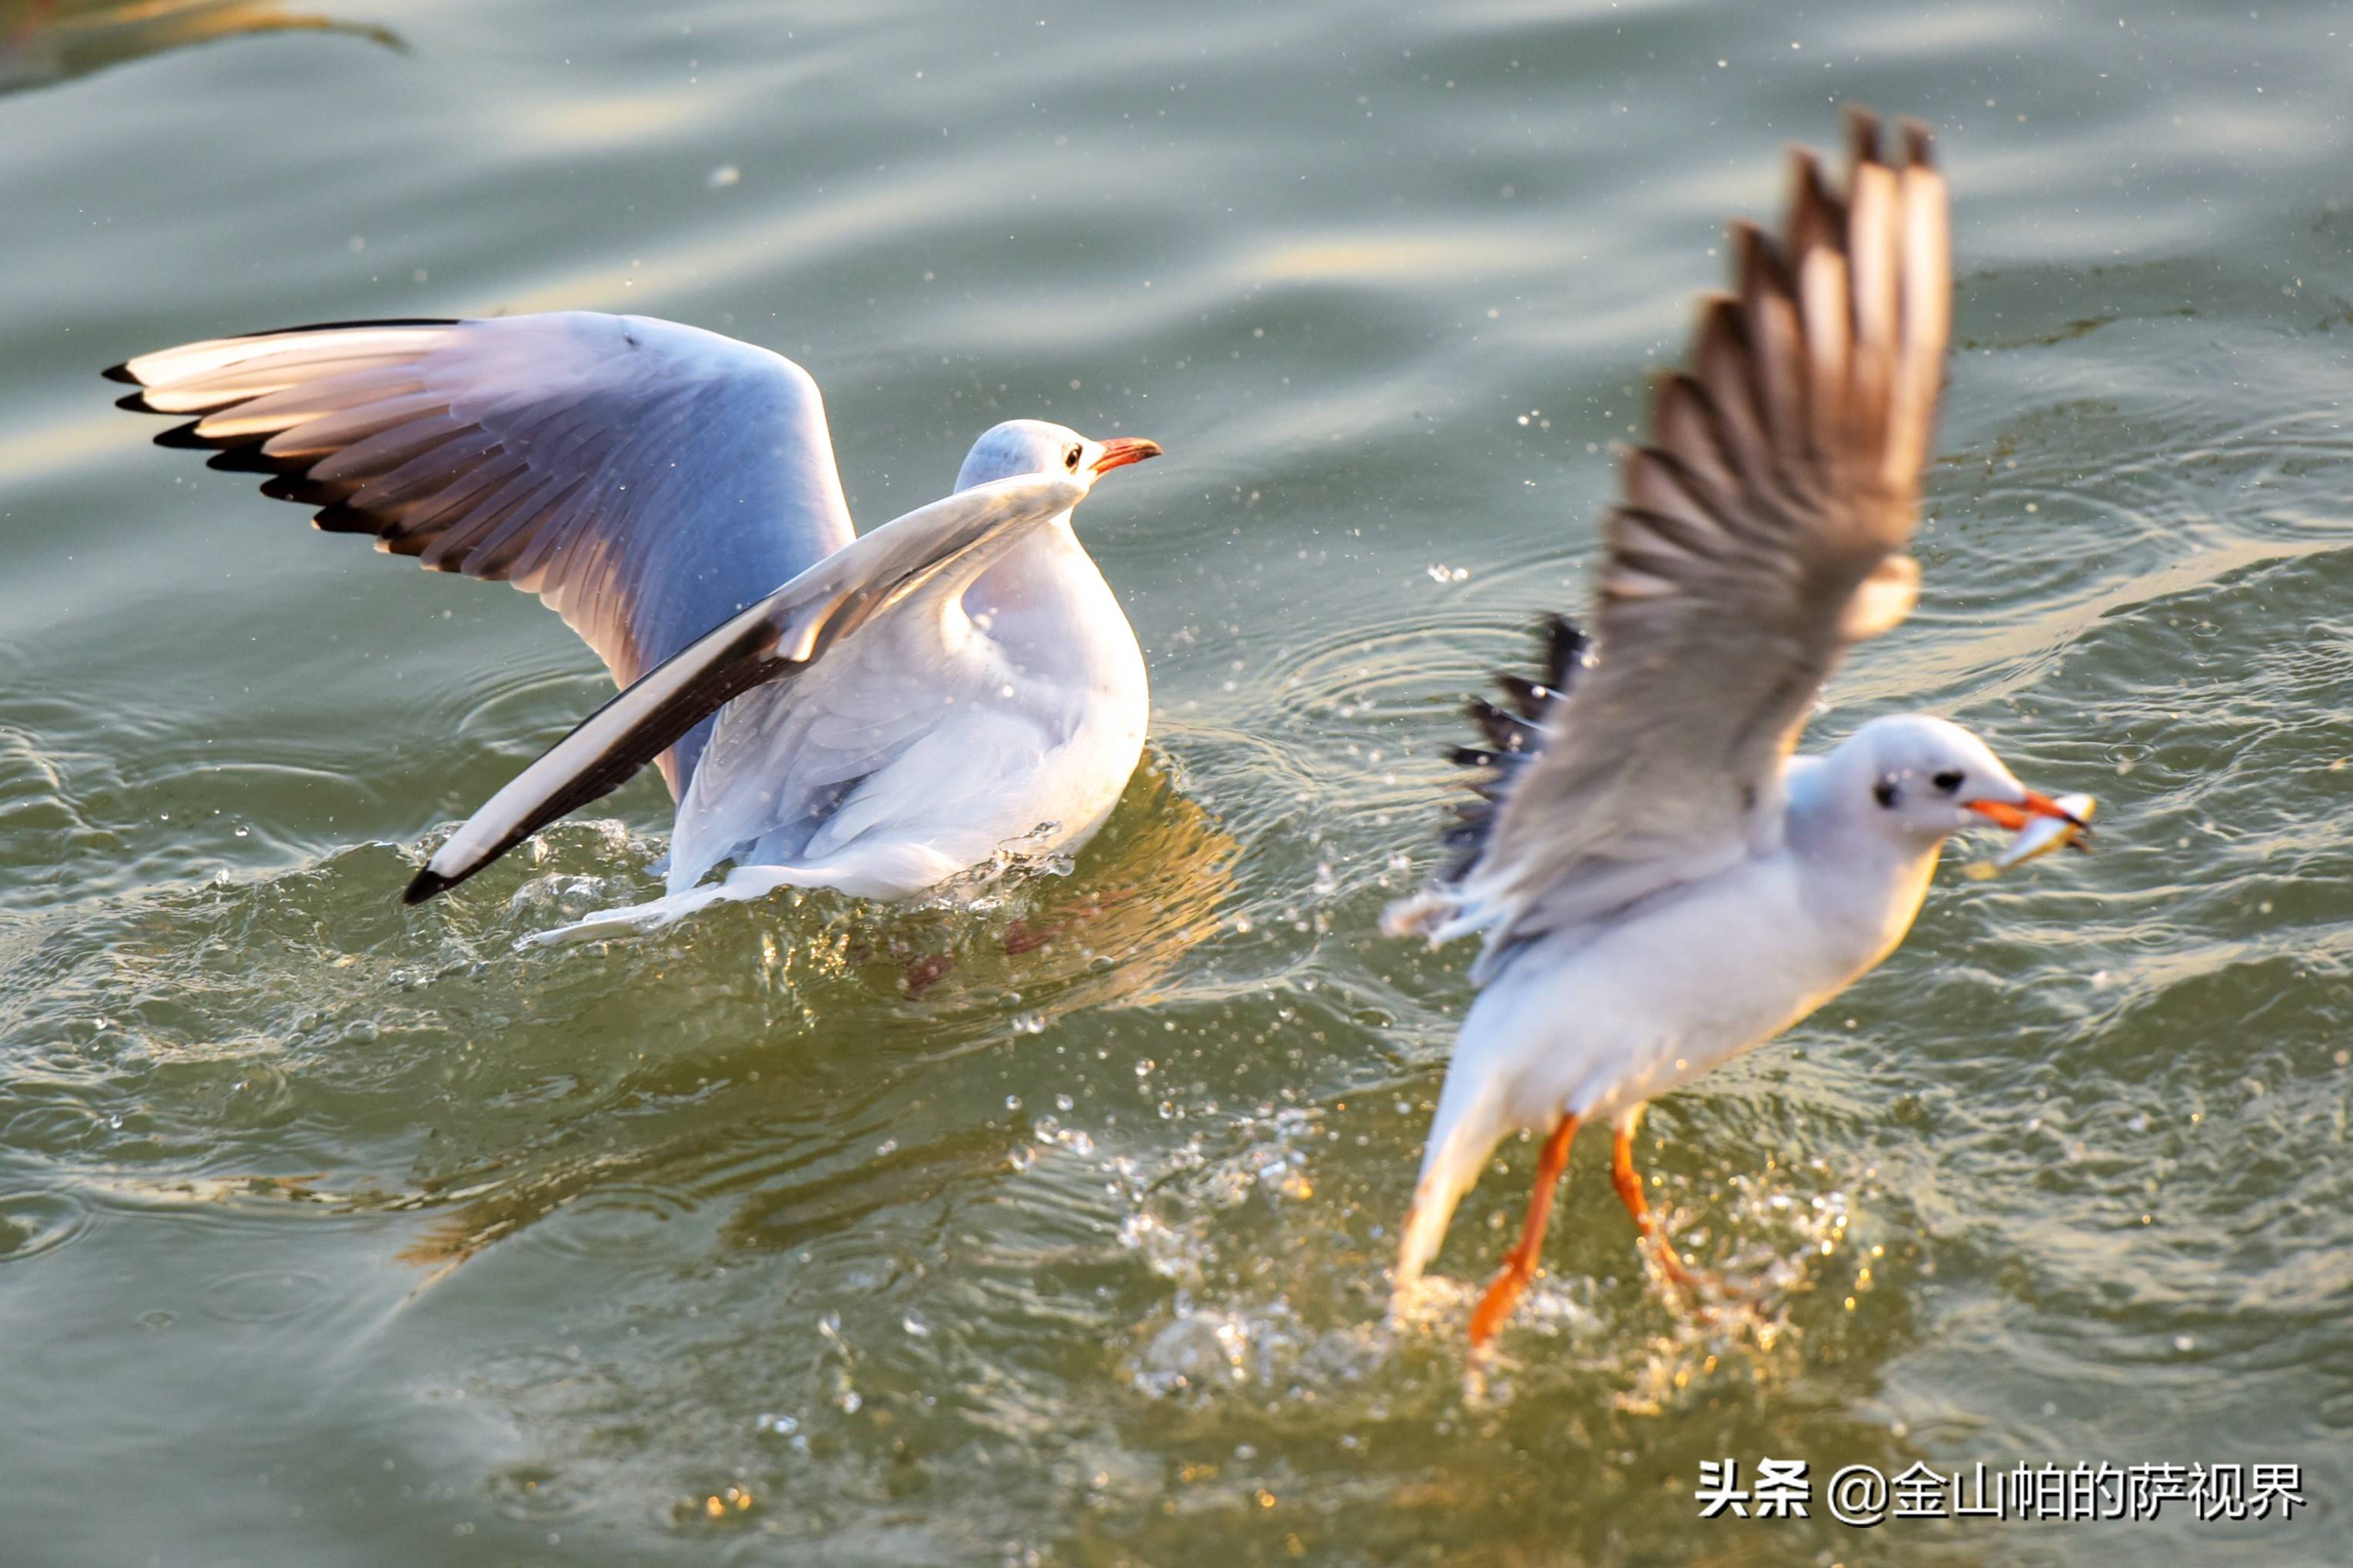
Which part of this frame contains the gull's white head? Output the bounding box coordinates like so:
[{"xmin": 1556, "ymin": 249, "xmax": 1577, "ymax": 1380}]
[
  {"xmin": 955, "ymin": 418, "xmax": 1162, "ymax": 494},
  {"xmin": 1831, "ymin": 713, "xmax": 2084, "ymax": 843}
]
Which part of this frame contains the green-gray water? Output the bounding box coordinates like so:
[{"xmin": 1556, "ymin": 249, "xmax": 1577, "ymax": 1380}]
[{"xmin": 5, "ymin": 2, "xmax": 2351, "ymax": 1563}]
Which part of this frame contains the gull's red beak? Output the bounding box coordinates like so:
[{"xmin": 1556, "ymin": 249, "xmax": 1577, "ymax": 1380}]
[
  {"xmin": 1091, "ymin": 437, "xmax": 1162, "ymax": 475},
  {"xmin": 1967, "ymin": 790, "xmax": 2088, "ymax": 832}
]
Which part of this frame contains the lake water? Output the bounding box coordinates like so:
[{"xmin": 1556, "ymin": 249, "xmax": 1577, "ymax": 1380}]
[{"xmin": 5, "ymin": 1, "xmax": 2351, "ymax": 1563}]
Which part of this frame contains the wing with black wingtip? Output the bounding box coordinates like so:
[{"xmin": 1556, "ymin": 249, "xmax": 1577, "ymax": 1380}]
[{"xmin": 109, "ymin": 311, "xmax": 857, "ymax": 792}]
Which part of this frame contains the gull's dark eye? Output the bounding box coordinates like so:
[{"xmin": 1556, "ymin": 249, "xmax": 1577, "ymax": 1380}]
[
  {"xmin": 1064, "ymin": 445, "xmax": 1083, "ymax": 472},
  {"xmin": 1873, "ymin": 779, "xmax": 1899, "ymax": 809},
  {"xmin": 1933, "ymin": 769, "xmax": 1965, "ymax": 795}
]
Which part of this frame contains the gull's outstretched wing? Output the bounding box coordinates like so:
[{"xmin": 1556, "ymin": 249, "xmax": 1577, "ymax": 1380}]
[
  {"xmin": 1391, "ymin": 111, "xmax": 1950, "ymax": 970},
  {"xmin": 107, "ymin": 312, "xmax": 855, "ymax": 790},
  {"xmin": 402, "ymin": 474, "xmax": 1087, "ymax": 905}
]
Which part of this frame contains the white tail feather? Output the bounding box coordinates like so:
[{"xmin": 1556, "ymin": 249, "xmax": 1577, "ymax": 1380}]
[{"xmin": 1390, "ymin": 1075, "xmax": 1514, "ymax": 1316}]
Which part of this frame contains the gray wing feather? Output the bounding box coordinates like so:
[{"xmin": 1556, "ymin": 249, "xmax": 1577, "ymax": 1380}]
[
  {"xmin": 402, "ymin": 474, "xmax": 1087, "ymax": 904},
  {"xmin": 1396, "ymin": 112, "xmax": 1951, "ymax": 970},
  {"xmin": 109, "ymin": 312, "xmax": 856, "ymax": 791}
]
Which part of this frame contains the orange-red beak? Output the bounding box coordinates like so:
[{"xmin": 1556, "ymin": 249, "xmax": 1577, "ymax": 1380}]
[
  {"xmin": 1967, "ymin": 791, "xmax": 2088, "ymax": 832},
  {"xmin": 1091, "ymin": 436, "xmax": 1162, "ymax": 475}
]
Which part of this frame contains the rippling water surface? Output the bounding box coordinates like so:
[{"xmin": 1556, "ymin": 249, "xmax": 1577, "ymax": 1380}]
[{"xmin": 6, "ymin": 1, "xmax": 2353, "ymax": 1563}]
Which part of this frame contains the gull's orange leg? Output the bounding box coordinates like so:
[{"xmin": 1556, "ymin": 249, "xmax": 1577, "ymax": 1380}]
[
  {"xmin": 1466, "ymin": 1113, "xmax": 1580, "ymax": 1352},
  {"xmin": 1610, "ymin": 1125, "xmax": 1703, "ymax": 1297}
]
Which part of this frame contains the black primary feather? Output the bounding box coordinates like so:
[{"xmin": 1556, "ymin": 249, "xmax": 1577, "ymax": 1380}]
[{"xmin": 1440, "ymin": 615, "xmax": 1589, "ymax": 878}]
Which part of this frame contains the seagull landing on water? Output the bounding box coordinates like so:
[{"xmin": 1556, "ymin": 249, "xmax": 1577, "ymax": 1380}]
[
  {"xmin": 1381, "ymin": 112, "xmax": 2093, "ymax": 1355},
  {"xmin": 108, "ymin": 314, "xmax": 1162, "ymax": 938}
]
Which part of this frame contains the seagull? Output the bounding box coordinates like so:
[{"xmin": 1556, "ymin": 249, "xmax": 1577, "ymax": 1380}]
[
  {"xmin": 1381, "ymin": 112, "xmax": 2090, "ymax": 1354},
  {"xmin": 107, "ymin": 313, "xmax": 1162, "ymax": 935}
]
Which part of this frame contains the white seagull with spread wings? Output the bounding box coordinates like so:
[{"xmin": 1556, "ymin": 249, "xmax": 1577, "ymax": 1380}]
[
  {"xmin": 109, "ymin": 313, "xmax": 1162, "ymax": 937},
  {"xmin": 1384, "ymin": 114, "xmax": 2092, "ymax": 1354}
]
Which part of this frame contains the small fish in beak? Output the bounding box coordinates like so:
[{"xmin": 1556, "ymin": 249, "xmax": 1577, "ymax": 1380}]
[{"xmin": 1962, "ymin": 791, "xmax": 2096, "ymax": 880}]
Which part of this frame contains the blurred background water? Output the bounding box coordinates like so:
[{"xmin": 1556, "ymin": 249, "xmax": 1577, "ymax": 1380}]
[{"xmin": 5, "ymin": 0, "xmax": 2352, "ymax": 1563}]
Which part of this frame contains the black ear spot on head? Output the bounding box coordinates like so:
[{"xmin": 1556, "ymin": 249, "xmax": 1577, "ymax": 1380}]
[{"xmin": 1873, "ymin": 779, "xmax": 1900, "ymax": 809}]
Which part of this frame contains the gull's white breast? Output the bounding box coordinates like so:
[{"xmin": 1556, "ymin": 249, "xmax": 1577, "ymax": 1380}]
[{"xmin": 1462, "ymin": 829, "xmax": 1941, "ymax": 1132}]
